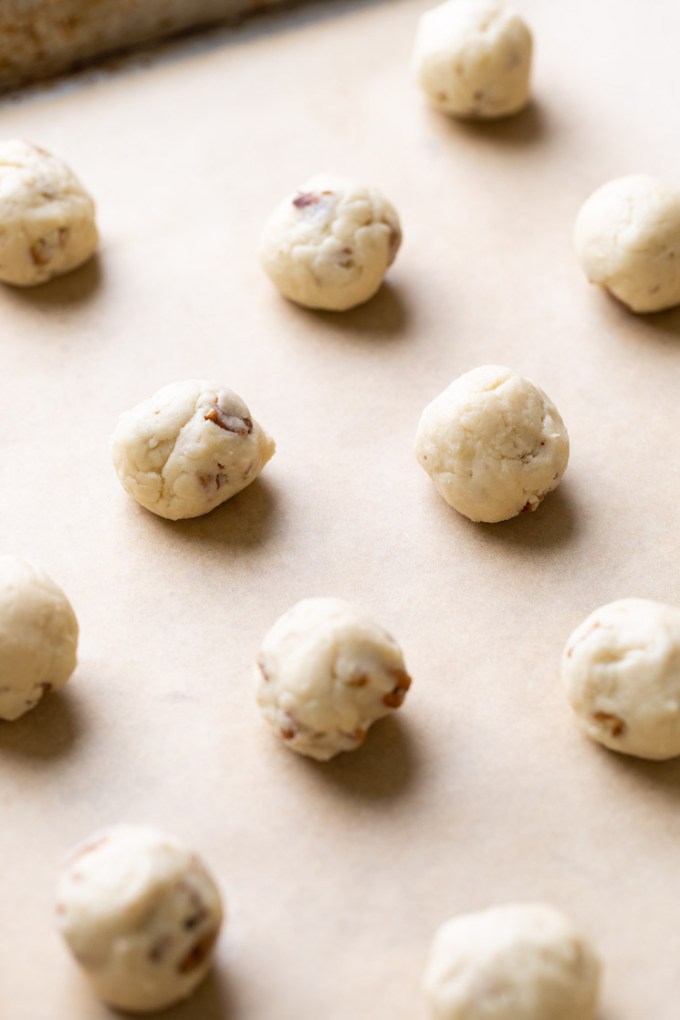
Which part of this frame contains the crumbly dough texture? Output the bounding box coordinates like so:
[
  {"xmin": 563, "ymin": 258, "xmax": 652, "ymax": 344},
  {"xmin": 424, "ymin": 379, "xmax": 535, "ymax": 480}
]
[
  {"xmin": 112, "ymin": 380, "xmax": 276, "ymax": 520},
  {"xmin": 0, "ymin": 138, "xmax": 98, "ymax": 286},
  {"xmin": 258, "ymin": 173, "xmax": 402, "ymax": 311},
  {"xmin": 57, "ymin": 824, "xmax": 224, "ymax": 1013},
  {"xmin": 562, "ymin": 598, "xmax": 680, "ymax": 760},
  {"xmin": 574, "ymin": 175, "xmax": 680, "ymax": 313},
  {"xmin": 423, "ymin": 903, "xmax": 601, "ymax": 1020},
  {"xmin": 413, "ymin": 0, "xmax": 532, "ymax": 119},
  {"xmin": 0, "ymin": 554, "xmax": 78, "ymax": 721},
  {"xmin": 255, "ymin": 597, "xmax": 412, "ymax": 760},
  {"xmin": 415, "ymin": 365, "xmax": 569, "ymax": 523}
]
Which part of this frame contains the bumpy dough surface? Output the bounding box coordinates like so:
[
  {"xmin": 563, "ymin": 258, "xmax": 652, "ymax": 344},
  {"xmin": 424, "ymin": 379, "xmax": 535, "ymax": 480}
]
[
  {"xmin": 258, "ymin": 174, "xmax": 402, "ymax": 311},
  {"xmin": 413, "ymin": 0, "xmax": 532, "ymax": 119},
  {"xmin": 0, "ymin": 138, "xmax": 98, "ymax": 286},
  {"xmin": 256, "ymin": 597, "xmax": 412, "ymax": 760},
  {"xmin": 415, "ymin": 365, "xmax": 569, "ymax": 523},
  {"xmin": 423, "ymin": 903, "xmax": 601, "ymax": 1020},
  {"xmin": 0, "ymin": 555, "xmax": 78, "ymax": 721},
  {"xmin": 562, "ymin": 598, "xmax": 680, "ymax": 760},
  {"xmin": 57, "ymin": 824, "xmax": 224, "ymax": 1014},
  {"xmin": 112, "ymin": 380, "xmax": 275, "ymax": 520},
  {"xmin": 574, "ymin": 175, "xmax": 680, "ymax": 313}
]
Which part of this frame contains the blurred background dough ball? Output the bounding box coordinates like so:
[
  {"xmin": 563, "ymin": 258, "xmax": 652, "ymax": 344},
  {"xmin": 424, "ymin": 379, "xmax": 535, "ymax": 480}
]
[
  {"xmin": 0, "ymin": 138, "xmax": 98, "ymax": 285},
  {"xmin": 0, "ymin": 554, "xmax": 78, "ymax": 721},
  {"xmin": 562, "ymin": 598, "xmax": 680, "ymax": 760},
  {"xmin": 112, "ymin": 380, "xmax": 275, "ymax": 520},
  {"xmin": 258, "ymin": 174, "xmax": 401, "ymax": 310},
  {"xmin": 415, "ymin": 365, "xmax": 569, "ymax": 523},
  {"xmin": 256, "ymin": 597, "xmax": 412, "ymax": 760},
  {"xmin": 423, "ymin": 903, "xmax": 601, "ymax": 1020},
  {"xmin": 57, "ymin": 824, "xmax": 224, "ymax": 1013},
  {"xmin": 413, "ymin": 0, "xmax": 532, "ymax": 119},
  {"xmin": 574, "ymin": 174, "xmax": 680, "ymax": 313}
]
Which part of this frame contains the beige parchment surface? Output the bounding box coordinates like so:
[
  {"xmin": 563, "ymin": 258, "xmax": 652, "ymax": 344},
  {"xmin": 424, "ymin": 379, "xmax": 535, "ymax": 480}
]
[{"xmin": 1, "ymin": 1, "xmax": 680, "ymax": 1017}]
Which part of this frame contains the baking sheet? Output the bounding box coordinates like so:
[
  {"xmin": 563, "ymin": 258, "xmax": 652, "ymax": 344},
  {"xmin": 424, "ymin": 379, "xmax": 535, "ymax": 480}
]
[
  {"xmin": 0, "ymin": 0, "xmax": 296, "ymax": 90},
  {"xmin": 1, "ymin": 0, "xmax": 680, "ymax": 1016}
]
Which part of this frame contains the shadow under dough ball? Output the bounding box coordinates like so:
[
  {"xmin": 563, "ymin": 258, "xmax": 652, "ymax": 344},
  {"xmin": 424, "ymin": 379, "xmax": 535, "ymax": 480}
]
[
  {"xmin": 415, "ymin": 364, "xmax": 569, "ymax": 523},
  {"xmin": 562, "ymin": 598, "xmax": 680, "ymax": 760},
  {"xmin": 112, "ymin": 379, "xmax": 275, "ymax": 520},
  {"xmin": 423, "ymin": 902, "xmax": 601, "ymax": 1020},
  {"xmin": 574, "ymin": 174, "xmax": 680, "ymax": 313},
  {"xmin": 413, "ymin": 0, "xmax": 533, "ymax": 119},
  {"xmin": 0, "ymin": 138, "xmax": 98, "ymax": 285},
  {"xmin": 57, "ymin": 824, "xmax": 224, "ymax": 1013},
  {"xmin": 258, "ymin": 174, "xmax": 402, "ymax": 311},
  {"xmin": 0, "ymin": 554, "xmax": 78, "ymax": 721},
  {"xmin": 256, "ymin": 597, "xmax": 412, "ymax": 760}
]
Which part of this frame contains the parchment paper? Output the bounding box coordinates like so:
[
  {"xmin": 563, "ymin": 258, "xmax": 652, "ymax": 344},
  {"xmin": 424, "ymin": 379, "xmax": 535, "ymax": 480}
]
[{"xmin": 1, "ymin": 1, "xmax": 680, "ymax": 1016}]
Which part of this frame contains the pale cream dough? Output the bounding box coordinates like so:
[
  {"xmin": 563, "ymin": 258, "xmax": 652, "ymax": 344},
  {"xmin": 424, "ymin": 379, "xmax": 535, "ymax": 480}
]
[
  {"xmin": 574, "ymin": 174, "xmax": 680, "ymax": 313},
  {"xmin": 0, "ymin": 554, "xmax": 78, "ymax": 721},
  {"xmin": 562, "ymin": 598, "xmax": 680, "ymax": 760},
  {"xmin": 413, "ymin": 0, "xmax": 532, "ymax": 119},
  {"xmin": 255, "ymin": 597, "xmax": 412, "ymax": 760},
  {"xmin": 258, "ymin": 173, "xmax": 401, "ymax": 311},
  {"xmin": 57, "ymin": 824, "xmax": 224, "ymax": 1013},
  {"xmin": 112, "ymin": 380, "xmax": 275, "ymax": 520},
  {"xmin": 0, "ymin": 138, "xmax": 98, "ymax": 285},
  {"xmin": 423, "ymin": 902, "xmax": 601, "ymax": 1020},
  {"xmin": 415, "ymin": 365, "xmax": 569, "ymax": 523}
]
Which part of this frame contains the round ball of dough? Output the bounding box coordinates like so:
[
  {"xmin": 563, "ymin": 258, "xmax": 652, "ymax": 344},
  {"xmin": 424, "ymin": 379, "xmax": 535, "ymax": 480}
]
[
  {"xmin": 57, "ymin": 824, "xmax": 224, "ymax": 1013},
  {"xmin": 256, "ymin": 597, "xmax": 412, "ymax": 760},
  {"xmin": 562, "ymin": 598, "xmax": 680, "ymax": 760},
  {"xmin": 0, "ymin": 555, "xmax": 78, "ymax": 721},
  {"xmin": 258, "ymin": 174, "xmax": 402, "ymax": 311},
  {"xmin": 423, "ymin": 903, "xmax": 601, "ymax": 1020},
  {"xmin": 112, "ymin": 380, "xmax": 276, "ymax": 521},
  {"xmin": 413, "ymin": 0, "xmax": 532, "ymax": 119},
  {"xmin": 415, "ymin": 365, "xmax": 569, "ymax": 523},
  {"xmin": 574, "ymin": 175, "xmax": 680, "ymax": 313},
  {"xmin": 0, "ymin": 138, "xmax": 98, "ymax": 286}
]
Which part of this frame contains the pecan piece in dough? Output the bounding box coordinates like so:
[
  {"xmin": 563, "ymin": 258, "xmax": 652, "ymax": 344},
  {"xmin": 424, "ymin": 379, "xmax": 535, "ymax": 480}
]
[
  {"xmin": 592, "ymin": 711, "xmax": 626, "ymax": 738},
  {"xmin": 204, "ymin": 399, "xmax": 252, "ymax": 435},
  {"xmin": 383, "ymin": 668, "xmax": 412, "ymax": 708},
  {"xmin": 177, "ymin": 929, "xmax": 219, "ymax": 975}
]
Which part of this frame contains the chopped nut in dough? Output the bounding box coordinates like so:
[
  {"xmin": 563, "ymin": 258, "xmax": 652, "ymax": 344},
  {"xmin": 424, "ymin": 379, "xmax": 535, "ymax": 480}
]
[
  {"xmin": 0, "ymin": 138, "xmax": 98, "ymax": 285},
  {"xmin": 562, "ymin": 598, "xmax": 680, "ymax": 760},
  {"xmin": 413, "ymin": 0, "xmax": 532, "ymax": 119},
  {"xmin": 112, "ymin": 380, "xmax": 275, "ymax": 520},
  {"xmin": 424, "ymin": 903, "xmax": 601, "ymax": 1020},
  {"xmin": 415, "ymin": 365, "xmax": 569, "ymax": 523},
  {"xmin": 57, "ymin": 825, "xmax": 224, "ymax": 1013},
  {"xmin": 256, "ymin": 597, "xmax": 412, "ymax": 760},
  {"xmin": 258, "ymin": 174, "xmax": 401, "ymax": 310},
  {"xmin": 574, "ymin": 174, "xmax": 680, "ymax": 313},
  {"xmin": 0, "ymin": 554, "xmax": 78, "ymax": 721}
]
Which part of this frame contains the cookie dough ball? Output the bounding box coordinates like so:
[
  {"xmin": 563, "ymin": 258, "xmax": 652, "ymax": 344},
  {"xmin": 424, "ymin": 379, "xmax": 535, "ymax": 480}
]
[
  {"xmin": 0, "ymin": 555, "xmax": 78, "ymax": 721},
  {"xmin": 574, "ymin": 175, "xmax": 680, "ymax": 313},
  {"xmin": 256, "ymin": 597, "xmax": 412, "ymax": 760},
  {"xmin": 112, "ymin": 380, "xmax": 275, "ymax": 521},
  {"xmin": 413, "ymin": 0, "xmax": 532, "ymax": 119},
  {"xmin": 424, "ymin": 903, "xmax": 601, "ymax": 1020},
  {"xmin": 258, "ymin": 174, "xmax": 401, "ymax": 311},
  {"xmin": 562, "ymin": 598, "xmax": 680, "ymax": 760},
  {"xmin": 0, "ymin": 138, "xmax": 98, "ymax": 286},
  {"xmin": 415, "ymin": 365, "xmax": 569, "ymax": 523},
  {"xmin": 57, "ymin": 824, "xmax": 224, "ymax": 1013}
]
